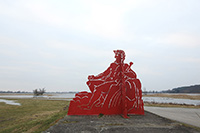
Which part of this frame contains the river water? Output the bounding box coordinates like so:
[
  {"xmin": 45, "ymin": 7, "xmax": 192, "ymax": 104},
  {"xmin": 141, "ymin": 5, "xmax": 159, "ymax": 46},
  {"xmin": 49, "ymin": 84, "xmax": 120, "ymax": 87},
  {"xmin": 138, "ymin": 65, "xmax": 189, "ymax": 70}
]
[
  {"xmin": 143, "ymin": 97, "xmax": 200, "ymax": 106},
  {"xmin": 0, "ymin": 93, "xmax": 76, "ymax": 99},
  {"xmin": 0, "ymin": 99, "xmax": 21, "ymax": 105},
  {"xmin": 0, "ymin": 93, "xmax": 200, "ymax": 106}
]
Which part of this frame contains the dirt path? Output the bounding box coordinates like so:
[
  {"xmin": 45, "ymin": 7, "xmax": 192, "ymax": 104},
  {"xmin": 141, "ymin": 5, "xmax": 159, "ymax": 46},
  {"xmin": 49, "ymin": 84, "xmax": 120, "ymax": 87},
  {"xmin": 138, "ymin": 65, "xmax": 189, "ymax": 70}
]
[{"xmin": 44, "ymin": 111, "xmax": 200, "ymax": 133}]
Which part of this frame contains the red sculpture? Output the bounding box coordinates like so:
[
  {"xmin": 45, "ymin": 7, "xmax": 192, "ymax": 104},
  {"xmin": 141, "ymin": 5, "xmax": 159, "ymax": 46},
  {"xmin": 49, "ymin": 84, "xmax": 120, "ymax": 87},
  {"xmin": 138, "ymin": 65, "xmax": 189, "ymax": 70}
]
[{"xmin": 68, "ymin": 50, "xmax": 144, "ymax": 117}]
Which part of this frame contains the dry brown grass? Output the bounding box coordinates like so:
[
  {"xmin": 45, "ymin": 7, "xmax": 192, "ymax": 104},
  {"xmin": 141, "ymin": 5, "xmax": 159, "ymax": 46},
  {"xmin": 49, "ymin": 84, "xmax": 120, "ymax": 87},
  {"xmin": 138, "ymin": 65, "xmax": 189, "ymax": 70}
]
[
  {"xmin": 143, "ymin": 93, "xmax": 200, "ymax": 100},
  {"xmin": 144, "ymin": 102, "xmax": 200, "ymax": 108}
]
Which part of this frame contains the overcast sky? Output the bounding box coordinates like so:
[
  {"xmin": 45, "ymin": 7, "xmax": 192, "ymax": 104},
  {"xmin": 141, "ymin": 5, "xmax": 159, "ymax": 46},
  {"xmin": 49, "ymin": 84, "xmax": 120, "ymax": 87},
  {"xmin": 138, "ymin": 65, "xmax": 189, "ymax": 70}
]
[{"xmin": 0, "ymin": 0, "xmax": 200, "ymax": 92}]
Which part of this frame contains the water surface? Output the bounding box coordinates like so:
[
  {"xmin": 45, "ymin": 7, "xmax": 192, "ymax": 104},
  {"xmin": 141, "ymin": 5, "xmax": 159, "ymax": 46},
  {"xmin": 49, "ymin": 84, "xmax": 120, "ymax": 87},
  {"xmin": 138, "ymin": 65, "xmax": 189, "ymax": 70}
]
[
  {"xmin": 143, "ymin": 97, "xmax": 200, "ymax": 106},
  {"xmin": 0, "ymin": 99, "xmax": 21, "ymax": 106}
]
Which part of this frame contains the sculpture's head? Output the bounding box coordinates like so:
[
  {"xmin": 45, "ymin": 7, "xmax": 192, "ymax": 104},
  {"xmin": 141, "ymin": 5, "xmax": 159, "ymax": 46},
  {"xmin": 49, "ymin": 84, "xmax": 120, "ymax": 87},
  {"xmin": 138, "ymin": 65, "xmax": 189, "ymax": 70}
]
[{"xmin": 114, "ymin": 50, "xmax": 125, "ymax": 63}]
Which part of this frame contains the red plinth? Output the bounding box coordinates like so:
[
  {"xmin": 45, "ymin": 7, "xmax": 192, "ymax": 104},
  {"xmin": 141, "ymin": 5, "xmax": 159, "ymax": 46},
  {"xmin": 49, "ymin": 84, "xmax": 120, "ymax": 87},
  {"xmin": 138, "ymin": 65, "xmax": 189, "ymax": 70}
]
[{"xmin": 68, "ymin": 50, "xmax": 144, "ymax": 117}]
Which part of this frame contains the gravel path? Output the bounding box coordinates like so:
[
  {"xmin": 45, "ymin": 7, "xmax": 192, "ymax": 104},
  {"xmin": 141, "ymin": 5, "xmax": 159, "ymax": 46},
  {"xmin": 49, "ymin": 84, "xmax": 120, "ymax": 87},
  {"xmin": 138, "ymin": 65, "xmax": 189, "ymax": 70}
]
[{"xmin": 44, "ymin": 111, "xmax": 200, "ymax": 133}]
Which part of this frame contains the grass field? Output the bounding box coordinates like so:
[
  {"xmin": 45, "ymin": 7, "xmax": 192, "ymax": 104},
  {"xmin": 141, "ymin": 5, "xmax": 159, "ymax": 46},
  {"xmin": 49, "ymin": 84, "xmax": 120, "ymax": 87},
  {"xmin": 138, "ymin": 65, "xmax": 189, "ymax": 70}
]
[{"xmin": 0, "ymin": 99, "xmax": 69, "ymax": 133}]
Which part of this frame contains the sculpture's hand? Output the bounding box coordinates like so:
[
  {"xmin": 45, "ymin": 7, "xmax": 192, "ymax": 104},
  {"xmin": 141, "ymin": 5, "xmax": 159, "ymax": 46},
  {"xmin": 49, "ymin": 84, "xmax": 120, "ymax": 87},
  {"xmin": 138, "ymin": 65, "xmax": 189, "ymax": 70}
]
[
  {"xmin": 129, "ymin": 62, "xmax": 133, "ymax": 67},
  {"xmin": 88, "ymin": 75, "xmax": 95, "ymax": 80}
]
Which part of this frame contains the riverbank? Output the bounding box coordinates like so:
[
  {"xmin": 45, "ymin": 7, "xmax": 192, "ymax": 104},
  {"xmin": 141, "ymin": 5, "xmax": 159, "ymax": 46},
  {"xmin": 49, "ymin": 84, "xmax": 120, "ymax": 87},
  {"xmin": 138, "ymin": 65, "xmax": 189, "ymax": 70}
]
[
  {"xmin": 144, "ymin": 102, "xmax": 200, "ymax": 108},
  {"xmin": 143, "ymin": 93, "xmax": 200, "ymax": 100}
]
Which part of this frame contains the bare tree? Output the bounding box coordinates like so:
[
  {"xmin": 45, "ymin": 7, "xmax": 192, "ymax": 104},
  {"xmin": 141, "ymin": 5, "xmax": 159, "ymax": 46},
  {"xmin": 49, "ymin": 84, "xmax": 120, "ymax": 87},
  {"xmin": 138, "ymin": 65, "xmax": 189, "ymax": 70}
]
[
  {"xmin": 143, "ymin": 87, "xmax": 147, "ymax": 95},
  {"xmin": 33, "ymin": 88, "xmax": 45, "ymax": 96}
]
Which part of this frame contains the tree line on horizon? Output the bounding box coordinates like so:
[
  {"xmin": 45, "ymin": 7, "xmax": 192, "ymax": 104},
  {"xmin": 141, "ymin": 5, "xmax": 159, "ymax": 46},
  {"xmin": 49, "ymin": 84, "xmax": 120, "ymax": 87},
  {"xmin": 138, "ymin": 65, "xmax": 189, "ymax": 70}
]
[
  {"xmin": 143, "ymin": 84, "xmax": 200, "ymax": 94},
  {"xmin": 0, "ymin": 91, "xmax": 30, "ymax": 93},
  {"xmin": 161, "ymin": 84, "xmax": 200, "ymax": 93}
]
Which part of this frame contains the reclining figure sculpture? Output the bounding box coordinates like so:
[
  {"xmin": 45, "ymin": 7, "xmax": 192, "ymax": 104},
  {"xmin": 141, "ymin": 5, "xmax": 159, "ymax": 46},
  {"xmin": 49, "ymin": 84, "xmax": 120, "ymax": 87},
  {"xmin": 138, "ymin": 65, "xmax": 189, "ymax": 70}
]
[{"xmin": 68, "ymin": 50, "xmax": 144, "ymax": 118}]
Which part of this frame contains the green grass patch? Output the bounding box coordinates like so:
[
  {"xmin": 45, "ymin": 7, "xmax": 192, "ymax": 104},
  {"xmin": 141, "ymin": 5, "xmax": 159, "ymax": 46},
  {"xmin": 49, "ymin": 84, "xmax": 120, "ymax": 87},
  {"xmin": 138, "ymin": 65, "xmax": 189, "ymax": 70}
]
[
  {"xmin": 98, "ymin": 113, "xmax": 104, "ymax": 118},
  {"xmin": 62, "ymin": 120, "xmax": 78, "ymax": 124},
  {"xmin": 0, "ymin": 99, "xmax": 69, "ymax": 133}
]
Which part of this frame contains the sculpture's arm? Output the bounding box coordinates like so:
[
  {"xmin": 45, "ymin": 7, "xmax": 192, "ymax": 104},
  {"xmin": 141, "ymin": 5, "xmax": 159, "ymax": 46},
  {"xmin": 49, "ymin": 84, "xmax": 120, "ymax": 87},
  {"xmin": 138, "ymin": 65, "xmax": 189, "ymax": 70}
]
[
  {"xmin": 88, "ymin": 63, "xmax": 114, "ymax": 80},
  {"xmin": 124, "ymin": 62, "xmax": 137, "ymax": 79}
]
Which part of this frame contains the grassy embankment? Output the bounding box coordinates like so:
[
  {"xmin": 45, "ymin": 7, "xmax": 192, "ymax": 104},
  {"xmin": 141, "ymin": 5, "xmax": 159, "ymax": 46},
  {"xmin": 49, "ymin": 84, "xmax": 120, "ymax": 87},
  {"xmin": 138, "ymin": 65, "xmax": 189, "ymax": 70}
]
[
  {"xmin": 0, "ymin": 99, "xmax": 69, "ymax": 133},
  {"xmin": 143, "ymin": 93, "xmax": 200, "ymax": 108}
]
